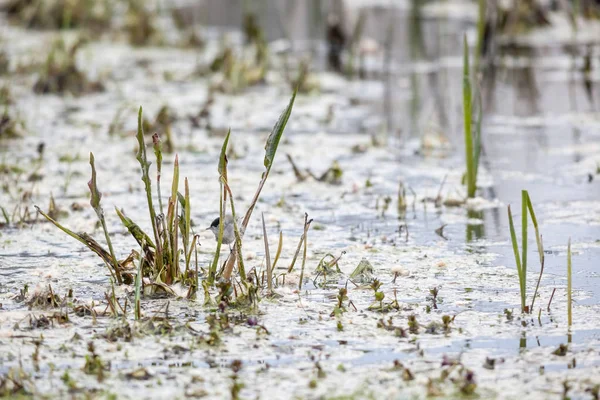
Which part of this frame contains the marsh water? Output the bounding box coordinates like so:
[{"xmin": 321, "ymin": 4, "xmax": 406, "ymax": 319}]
[{"xmin": 1, "ymin": 1, "xmax": 600, "ymax": 399}]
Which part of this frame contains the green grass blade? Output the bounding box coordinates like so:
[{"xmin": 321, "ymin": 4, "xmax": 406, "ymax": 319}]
[
  {"xmin": 508, "ymin": 205, "xmax": 525, "ymax": 312},
  {"xmin": 299, "ymin": 213, "xmax": 309, "ymax": 290},
  {"xmin": 521, "ymin": 190, "xmax": 528, "ymax": 312},
  {"xmin": 183, "ymin": 177, "xmax": 191, "ymax": 273},
  {"xmin": 264, "ymin": 90, "xmax": 296, "ymax": 170},
  {"xmin": 272, "ymin": 231, "xmax": 283, "ymax": 271},
  {"xmin": 262, "ymin": 212, "xmax": 272, "ymax": 292},
  {"xmin": 567, "ymin": 238, "xmax": 572, "ymax": 326},
  {"xmin": 463, "ymin": 34, "xmax": 475, "ymax": 198}
]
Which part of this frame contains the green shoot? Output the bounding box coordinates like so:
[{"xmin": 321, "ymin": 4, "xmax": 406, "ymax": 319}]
[
  {"xmin": 299, "ymin": 213, "xmax": 310, "ymax": 290},
  {"xmin": 88, "ymin": 152, "xmax": 122, "ymax": 284},
  {"xmin": 135, "ymin": 107, "xmax": 160, "ymax": 264},
  {"xmin": 463, "ymin": 34, "xmax": 476, "ymax": 199},
  {"xmin": 507, "ymin": 190, "xmax": 544, "ymax": 313}
]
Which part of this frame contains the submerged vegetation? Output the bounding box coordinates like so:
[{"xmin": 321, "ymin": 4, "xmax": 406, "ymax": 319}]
[{"xmin": 37, "ymin": 90, "xmax": 297, "ymax": 305}]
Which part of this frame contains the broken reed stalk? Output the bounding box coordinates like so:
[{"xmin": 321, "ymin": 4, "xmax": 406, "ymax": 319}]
[
  {"xmin": 298, "ymin": 213, "xmax": 310, "ymax": 290},
  {"xmin": 135, "ymin": 239, "xmax": 144, "ymax": 320},
  {"xmin": 272, "ymin": 231, "xmax": 283, "ymax": 271},
  {"xmin": 567, "ymin": 238, "xmax": 572, "ymax": 327},
  {"xmin": 208, "ymin": 129, "xmax": 230, "ymax": 284},
  {"xmin": 222, "ymin": 90, "xmax": 297, "ymax": 281},
  {"xmin": 88, "ymin": 153, "xmax": 122, "ymax": 284},
  {"xmin": 547, "ymin": 288, "xmax": 556, "ymax": 312},
  {"xmin": 261, "ymin": 212, "xmax": 272, "ymax": 293},
  {"xmin": 288, "ymin": 215, "xmax": 313, "ymax": 273}
]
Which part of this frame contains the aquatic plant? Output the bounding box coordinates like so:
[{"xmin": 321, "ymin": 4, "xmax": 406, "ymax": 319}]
[
  {"xmin": 462, "ymin": 35, "xmax": 482, "ymax": 199},
  {"xmin": 1, "ymin": 0, "xmax": 113, "ymax": 30},
  {"xmin": 37, "ymin": 91, "xmax": 297, "ymax": 310},
  {"xmin": 0, "ymin": 106, "xmax": 26, "ymax": 140},
  {"xmin": 124, "ymin": 0, "xmax": 162, "ymax": 46},
  {"xmin": 34, "ymin": 37, "xmax": 104, "ymax": 96},
  {"xmin": 220, "ymin": 90, "xmax": 297, "ymax": 283},
  {"xmin": 507, "ymin": 190, "xmax": 544, "ymax": 313}
]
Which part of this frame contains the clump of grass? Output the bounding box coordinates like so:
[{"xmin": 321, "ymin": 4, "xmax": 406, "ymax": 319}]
[
  {"xmin": 289, "ymin": 58, "xmax": 319, "ymax": 94},
  {"xmin": 201, "ymin": 16, "xmax": 268, "ymax": 94},
  {"xmin": 0, "ymin": 107, "xmax": 26, "ymax": 140},
  {"xmin": 124, "ymin": 0, "xmax": 162, "ymax": 46},
  {"xmin": 206, "ymin": 43, "xmax": 267, "ymax": 94},
  {"xmin": 1, "ymin": 0, "xmax": 113, "ymax": 30},
  {"xmin": 507, "ymin": 190, "xmax": 544, "ymax": 313},
  {"xmin": 0, "ymin": 85, "xmax": 26, "ymax": 140},
  {"xmin": 462, "ymin": 35, "xmax": 482, "ymax": 199},
  {"xmin": 82, "ymin": 342, "xmax": 108, "ymax": 382},
  {"xmin": 493, "ymin": 1, "xmax": 550, "ymax": 35},
  {"xmin": 38, "ymin": 91, "xmax": 297, "ymax": 310},
  {"xmin": 33, "ymin": 37, "xmax": 104, "ymax": 96}
]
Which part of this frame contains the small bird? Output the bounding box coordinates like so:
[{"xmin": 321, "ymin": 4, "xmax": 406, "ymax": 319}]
[{"xmin": 206, "ymin": 215, "xmax": 236, "ymax": 245}]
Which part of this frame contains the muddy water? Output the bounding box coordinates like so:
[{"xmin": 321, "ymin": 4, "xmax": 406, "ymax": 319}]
[{"xmin": 1, "ymin": 1, "xmax": 600, "ymax": 399}]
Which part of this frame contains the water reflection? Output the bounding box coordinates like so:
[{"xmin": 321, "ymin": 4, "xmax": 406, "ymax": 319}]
[
  {"xmin": 466, "ymin": 209, "xmax": 485, "ymax": 242},
  {"xmin": 519, "ymin": 331, "xmax": 527, "ymax": 350}
]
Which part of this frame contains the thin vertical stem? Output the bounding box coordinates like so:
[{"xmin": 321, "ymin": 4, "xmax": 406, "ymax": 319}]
[
  {"xmin": 567, "ymin": 238, "xmax": 572, "ymax": 327},
  {"xmin": 521, "ymin": 190, "xmax": 528, "ymax": 312}
]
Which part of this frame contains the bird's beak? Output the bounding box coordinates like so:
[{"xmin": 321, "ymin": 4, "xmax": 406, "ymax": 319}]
[{"xmin": 205, "ymin": 227, "xmax": 211, "ymax": 231}]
